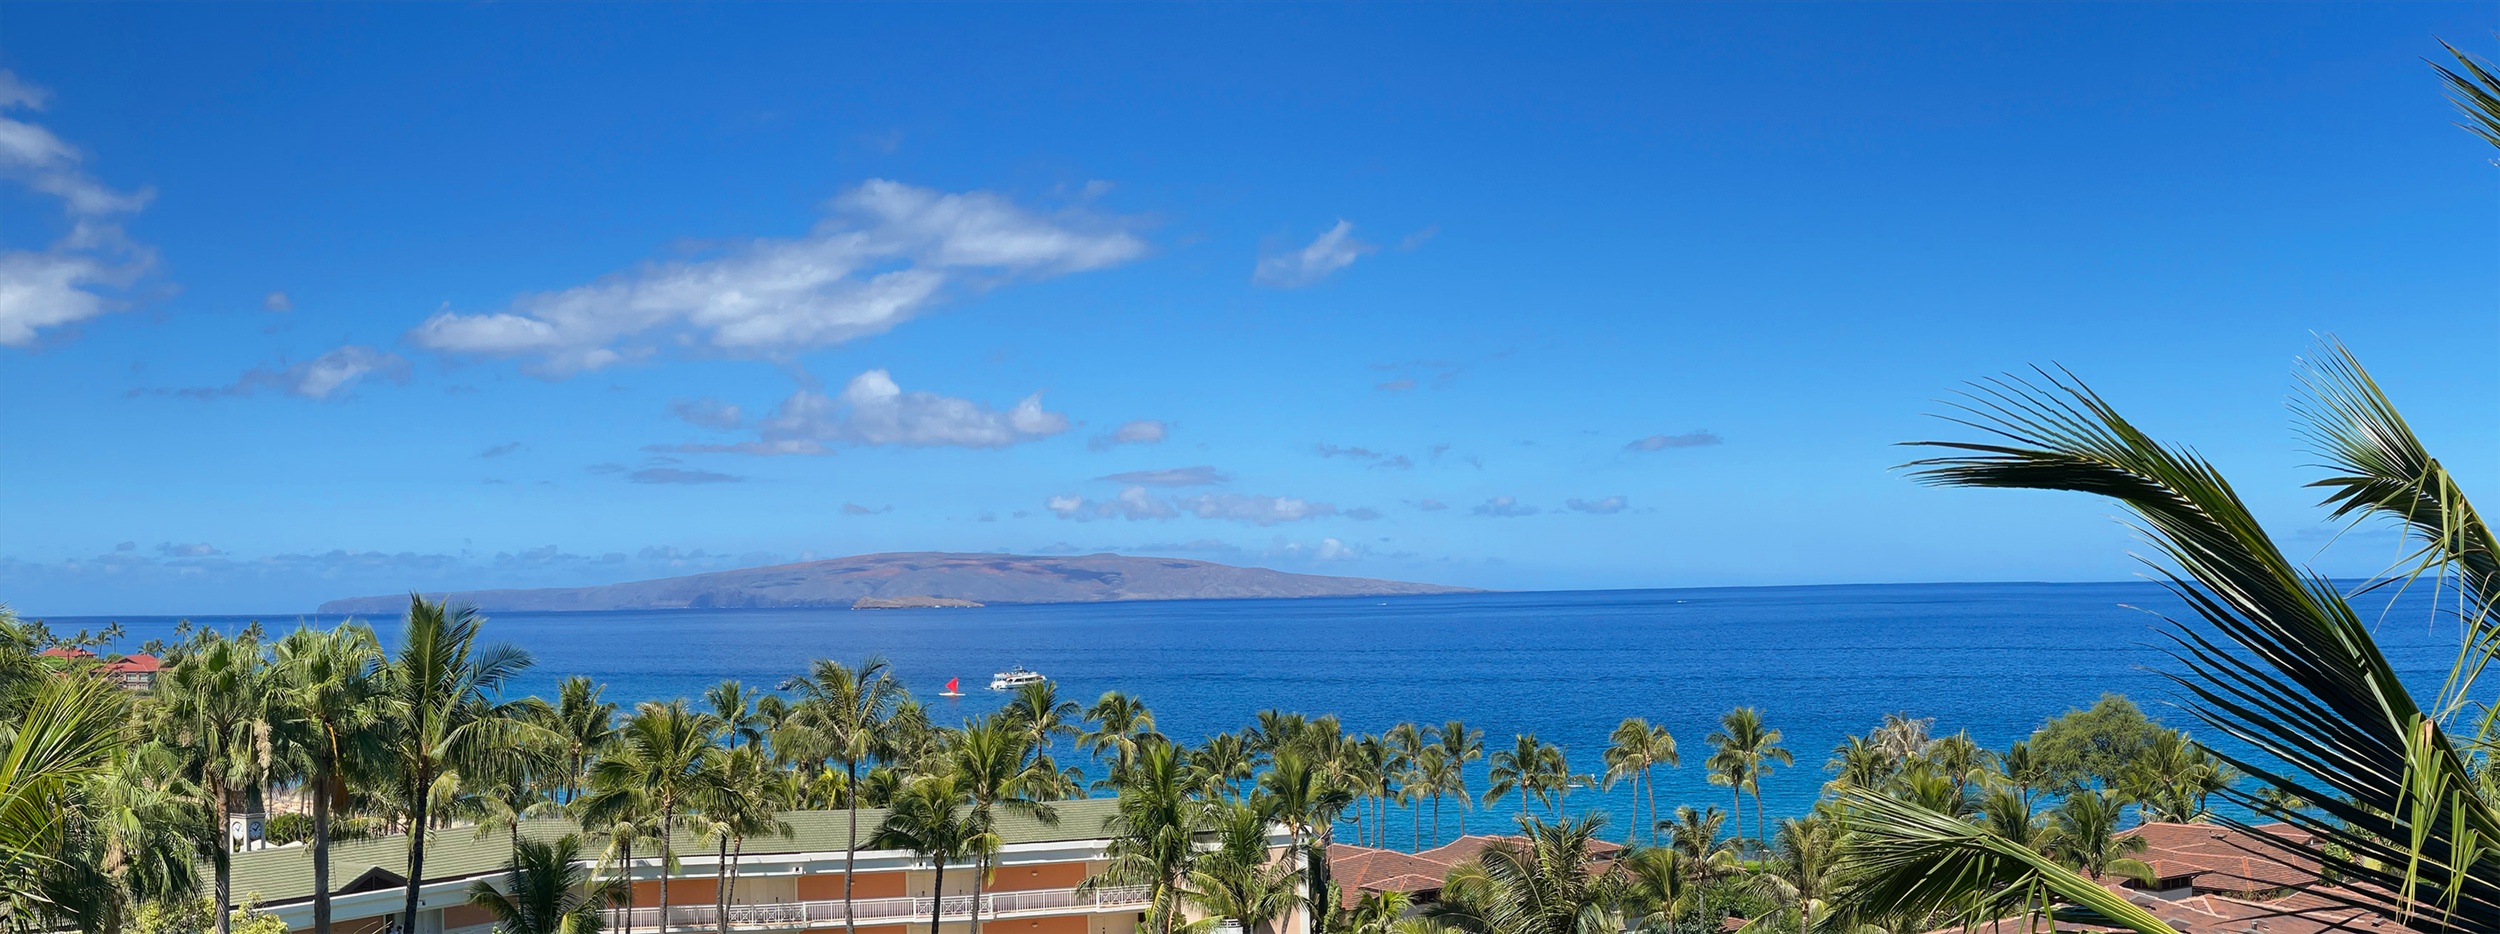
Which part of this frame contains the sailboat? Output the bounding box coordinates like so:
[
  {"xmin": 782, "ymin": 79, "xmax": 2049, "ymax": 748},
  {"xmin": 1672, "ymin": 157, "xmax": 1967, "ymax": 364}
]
[{"xmin": 938, "ymin": 677, "xmax": 964, "ymax": 698}]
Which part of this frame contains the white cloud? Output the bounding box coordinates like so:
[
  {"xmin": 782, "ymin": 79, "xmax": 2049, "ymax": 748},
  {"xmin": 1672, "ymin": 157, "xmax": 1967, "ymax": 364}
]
[
  {"xmin": 163, "ymin": 344, "xmax": 411, "ymax": 401},
  {"xmin": 1566, "ymin": 495, "xmax": 1629, "ymax": 515},
  {"xmin": 1627, "ymin": 431, "xmax": 1723, "ymax": 451},
  {"xmin": 1096, "ymin": 465, "xmax": 1227, "ymax": 487},
  {"xmin": 1253, "ymin": 220, "xmax": 1374, "ymax": 288},
  {"xmin": 669, "ymin": 397, "xmax": 745, "ymax": 430},
  {"xmin": 1471, "ymin": 496, "xmax": 1540, "ymax": 518},
  {"xmin": 1047, "ymin": 487, "xmax": 1339, "ymax": 526},
  {"xmin": 407, "ymin": 179, "xmax": 1146, "ymax": 374},
  {"xmin": 662, "ymin": 370, "xmax": 1065, "ymax": 456},
  {"xmin": 1089, "ymin": 419, "xmax": 1167, "ymax": 451},
  {"xmin": 0, "ymin": 73, "xmax": 155, "ymax": 348},
  {"xmin": 263, "ymin": 291, "xmax": 293, "ymax": 312}
]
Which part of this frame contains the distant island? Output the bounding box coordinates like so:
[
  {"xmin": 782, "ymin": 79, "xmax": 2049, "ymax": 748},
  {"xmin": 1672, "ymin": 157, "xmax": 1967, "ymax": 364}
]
[
  {"xmin": 316, "ymin": 551, "xmax": 1480, "ymax": 614},
  {"xmin": 851, "ymin": 595, "xmax": 983, "ymax": 609}
]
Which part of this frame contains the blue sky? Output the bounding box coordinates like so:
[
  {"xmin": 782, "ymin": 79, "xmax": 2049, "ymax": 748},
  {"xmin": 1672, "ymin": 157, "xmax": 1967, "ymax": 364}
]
[{"xmin": 2, "ymin": 4, "xmax": 2493, "ymax": 615}]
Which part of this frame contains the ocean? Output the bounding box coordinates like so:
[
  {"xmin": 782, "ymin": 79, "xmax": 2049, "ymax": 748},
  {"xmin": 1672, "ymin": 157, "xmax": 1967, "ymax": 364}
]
[{"xmin": 37, "ymin": 581, "xmax": 2469, "ymax": 848}]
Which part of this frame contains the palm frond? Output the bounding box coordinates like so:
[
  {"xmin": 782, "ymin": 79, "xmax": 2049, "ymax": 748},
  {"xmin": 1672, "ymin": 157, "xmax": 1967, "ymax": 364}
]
[
  {"xmin": 2432, "ymin": 40, "xmax": 2500, "ymax": 151},
  {"xmin": 1831, "ymin": 790, "xmax": 2177, "ymax": 934}
]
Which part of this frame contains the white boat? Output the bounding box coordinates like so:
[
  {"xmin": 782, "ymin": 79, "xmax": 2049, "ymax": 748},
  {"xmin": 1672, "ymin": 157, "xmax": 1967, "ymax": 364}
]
[{"xmin": 989, "ymin": 666, "xmax": 1047, "ymax": 690}]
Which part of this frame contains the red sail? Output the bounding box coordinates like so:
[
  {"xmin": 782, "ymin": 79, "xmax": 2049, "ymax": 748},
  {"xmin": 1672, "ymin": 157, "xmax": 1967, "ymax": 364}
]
[{"xmin": 945, "ymin": 677, "xmax": 960, "ymax": 692}]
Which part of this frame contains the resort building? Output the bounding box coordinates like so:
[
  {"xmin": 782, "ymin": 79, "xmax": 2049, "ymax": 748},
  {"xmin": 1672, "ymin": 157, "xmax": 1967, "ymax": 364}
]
[
  {"xmin": 1932, "ymin": 821, "xmax": 2390, "ymax": 934},
  {"xmin": 35, "ymin": 646, "xmax": 161, "ymax": 690},
  {"xmin": 230, "ymin": 798, "xmax": 1294, "ymax": 934}
]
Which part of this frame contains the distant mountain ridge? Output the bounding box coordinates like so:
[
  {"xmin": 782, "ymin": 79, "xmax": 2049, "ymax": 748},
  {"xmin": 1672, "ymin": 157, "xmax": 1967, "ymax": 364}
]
[{"xmin": 315, "ymin": 551, "xmax": 1481, "ymax": 614}]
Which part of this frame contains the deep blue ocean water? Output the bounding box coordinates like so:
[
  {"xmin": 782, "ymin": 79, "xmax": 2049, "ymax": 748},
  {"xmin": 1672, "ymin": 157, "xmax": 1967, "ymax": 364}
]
[{"xmin": 39, "ymin": 582, "xmax": 2468, "ymax": 848}]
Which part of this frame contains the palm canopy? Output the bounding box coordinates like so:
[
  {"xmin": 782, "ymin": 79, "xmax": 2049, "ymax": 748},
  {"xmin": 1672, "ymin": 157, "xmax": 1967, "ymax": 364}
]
[
  {"xmin": 1852, "ymin": 348, "xmax": 2497, "ymax": 932},
  {"xmin": 467, "ymin": 834, "xmax": 621, "ymax": 934}
]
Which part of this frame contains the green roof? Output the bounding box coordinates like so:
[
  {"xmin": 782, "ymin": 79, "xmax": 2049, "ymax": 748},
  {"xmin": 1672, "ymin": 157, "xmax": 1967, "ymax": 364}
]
[{"xmin": 228, "ymin": 797, "xmax": 1123, "ymax": 907}]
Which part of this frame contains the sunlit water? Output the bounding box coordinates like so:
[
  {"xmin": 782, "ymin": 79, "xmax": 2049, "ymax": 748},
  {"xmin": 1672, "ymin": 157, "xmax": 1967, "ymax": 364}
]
[{"xmin": 42, "ymin": 582, "xmax": 2467, "ymax": 849}]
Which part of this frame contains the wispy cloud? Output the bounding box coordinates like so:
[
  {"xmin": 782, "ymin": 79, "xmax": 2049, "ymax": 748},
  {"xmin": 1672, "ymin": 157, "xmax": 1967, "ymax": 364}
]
[
  {"xmin": 479, "ymin": 442, "xmax": 525, "ymax": 459},
  {"xmin": 1412, "ymin": 498, "xmax": 1448, "ymax": 511},
  {"xmin": 1314, "ymin": 443, "xmax": 1413, "ymax": 470},
  {"xmin": 841, "ymin": 502, "xmax": 893, "ymax": 515},
  {"xmin": 661, "ymin": 370, "xmax": 1067, "ymax": 455},
  {"xmin": 669, "ymin": 397, "xmax": 744, "ymax": 430},
  {"xmin": 0, "ymin": 70, "xmax": 158, "ymax": 347},
  {"xmin": 1089, "ymin": 419, "xmax": 1167, "ymax": 451},
  {"xmin": 1253, "ymin": 220, "xmax": 1373, "ymax": 288},
  {"xmin": 407, "ymin": 179, "xmax": 1147, "ymax": 374},
  {"xmin": 1097, "ymin": 465, "xmax": 1228, "ymax": 487},
  {"xmin": 1047, "ymin": 487, "xmax": 1342, "ymax": 526},
  {"xmin": 628, "ymin": 467, "xmax": 742, "ymax": 485},
  {"xmin": 1566, "ymin": 495, "xmax": 1628, "ymax": 515},
  {"xmin": 262, "ymin": 291, "xmax": 293, "ymax": 312},
  {"xmin": 1627, "ymin": 431, "xmax": 1722, "ymax": 451},
  {"xmin": 150, "ymin": 345, "xmax": 411, "ymax": 401},
  {"xmin": 1471, "ymin": 496, "xmax": 1539, "ymax": 518}
]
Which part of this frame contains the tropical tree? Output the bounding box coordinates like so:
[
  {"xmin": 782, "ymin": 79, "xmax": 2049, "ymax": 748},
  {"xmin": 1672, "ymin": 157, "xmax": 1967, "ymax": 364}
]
[
  {"xmin": 1662, "ymin": 806, "xmax": 1740, "ymax": 930},
  {"xmin": 1742, "ymin": 817, "xmax": 1847, "ymax": 934},
  {"xmin": 466, "ymin": 834, "xmax": 622, "ymax": 934},
  {"xmin": 949, "ymin": 714, "xmax": 1063, "ymax": 934},
  {"xmin": 788, "ymin": 657, "xmax": 905, "ymax": 934},
  {"xmin": 706, "ymin": 680, "xmax": 769, "ymax": 751},
  {"xmin": 383, "ymin": 596, "xmax": 542, "ymax": 933},
  {"xmin": 1260, "ymin": 750, "xmax": 1354, "ymax": 934},
  {"xmin": 1704, "ymin": 708, "xmax": 1790, "ymax": 845},
  {"xmin": 1081, "ymin": 691, "xmax": 1161, "ymax": 783},
  {"xmin": 1190, "ymin": 732, "xmax": 1256, "ymax": 802},
  {"xmin": 1182, "ymin": 799, "xmax": 1303, "ymax": 934},
  {"xmin": 1003, "ymin": 681, "xmax": 1082, "ymax": 757},
  {"xmin": 538, "ymin": 675, "xmax": 619, "ymax": 803},
  {"xmin": 871, "ymin": 773, "xmax": 994, "ymax": 934},
  {"xmin": 1087, "ymin": 742, "xmax": 1200, "ymax": 934},
  {"xmin": 1424, "ymin": 814, "xmax": 1624, "ymax": 934},
  {"xmin": 1603, "ymin": 719, "xmax": 1677, "ymax": 846},
  {"xmin": 0, "ymin": 675, "xmax": 134, "ymax": 929},
  {"xmin": 2118, "ymin": 731, "xmax": 2230, "ymax": 823},
  {"xmin": 580, "ymin": 700, "xmax": 725, "ymax": 931},
  {"xmin": 1435, "ymin": 721, "xmax": 1485, "ymax": 836},
  {"xmin": 2042, "ymin": 791, "xmax": 2151, "ymax": 884},
  {"xmin": 697, "ymin": 744, "xmax": 794, "ymax": 934},
  {"xmin": 270, "ymin": 622, "xmax": 386, "ymax": 934},
  {"xmin": 156, "ymin": 629, "xmax": 274, "ymax": 934},
  {"xmin": 1484, "ymin": 735, "xmax": 1545, "ymax": 825}
]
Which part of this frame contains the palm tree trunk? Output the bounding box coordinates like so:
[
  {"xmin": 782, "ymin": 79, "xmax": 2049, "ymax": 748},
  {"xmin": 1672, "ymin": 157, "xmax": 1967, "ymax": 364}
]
[
  {"xmin": 312, "ymin": 757, "xmax": 334, "ymax": 934},
  {"xmin": 928, "ymin": 859, "xmax": 946, "ymax": 934},
  {"xmin": 1644, "ymin": 769, "xmax": 1659, "ymax": 847},
  {"xmin": 658, "ymin": 805, "xmax": 675, "ymax": 934},
  {"xmin": 972, "ymin": 853, "xmax": 987, "ymax": 934},
  {"xmin": 213, "ymin": 778, "xmax": 233, "ymax": 934},
  {"xmin": 1431, "ymin": 794, "xmax": 1442, "ymax": 845},
  {"xmin": 404, "ymin": 762, "xmax": 431, "ymax": 934},
  {"xmin": 729, "ymin": 838, "xmax": 746, "ymax": 931},
  {"xmin": 1751, "ymin": 789, "xmax": 1766, "ymax": 845},
  {"xmin": 717, "ymin": 835, "xmax": 732, "ymax": 934},
  {"xmin": 620, "ymin": 838, "xmax": 637, "ymax": 934},
  {"xmin": 846, "ymin": 761, "xmax": 861, "ymax": 934}
]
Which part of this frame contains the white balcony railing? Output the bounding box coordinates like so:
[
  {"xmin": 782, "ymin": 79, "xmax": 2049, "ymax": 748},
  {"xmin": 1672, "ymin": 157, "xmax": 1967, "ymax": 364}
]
[{"xmin": 607, "ymin": 884, "xmax": 1154, "ymax": 933}]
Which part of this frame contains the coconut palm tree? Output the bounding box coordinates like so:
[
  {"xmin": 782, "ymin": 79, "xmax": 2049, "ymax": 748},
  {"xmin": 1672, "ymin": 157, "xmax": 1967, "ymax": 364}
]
[
  {"xmin": 1704, "ymin": 708, "xmax": 1790, "ymax": 845},
  {"xmin": 1662, "ymin": 805, "xmax": 1740, "ymax": 930},
  {"xmin": 705, "ymin": 680, "xmax": 769, "ymax": 751},
  {"xmin": 1260, "ymin": 750, "xmax": 1355, "ymax": 934},
  {"xmin": 538, "ymin": 676, "xmax": 619, "ymax": 803},
  {"xmin": 948, "ymin": 714, "xmax": 1062, "ymax": 934},
  {"xmin": 271, "ymin": 622, "xmax": 386, "ymax": 934},
  {"xmin": 787, "ymin": 657, "xmax": 905, "ymax": 934},
  {"xmin": 382, "ymin": 596, "xmax": 541, "ymax": 933},
  {"xmin": 156, "ymin": 629, "xmax": 275, "ymax": 934},
  {"xmin": 871, "ymin": 773, "xmax": 993, "ymax": 934},
  {"xmin": 1182, "ymin": 799, "xmax": 1304, "ymax": 934},
  {"xmin": 1081, "ymin": 691, "xmax": 1161, "ymax": 783},
  {"xmin": 1418, "ymin": 747, "xmax": 1464, "ymax": 846},
  {"xmin": 1003, "ymin": 681, "xmax": 1082, "ymax": 756},
  {"xmin": 1436, "ymin": 721, "xmax": 1485, "ymax": 835},
  {"xmin": 1189, "ymin": 732, "xmax": 1255, "ymax": 802},
  {"xmin": 1743, "ymin": 817, "xmax": 1847, "ymax": 934},
  {"xmin": 697, "ymin": 745, "xmax": 794, "ymax": 934},
  {"xmin": 1424, "ymin": 814, "xmax": 1625, "ymax": 934},
  {"xmin": 2118, "ymin": 731, "xmax": 2230, "ymax": 824},
  {"xmin": 2043, "ymin": 791, "xmax": 2151, "ymax": 884},
  {"xmin": 1088, "ymin": 742, "xmax": 1201, "ymax": 934},
  {"xmin": 1604, "ymin": 719, "xmax": 1678, "ymax": 847},
  {"xmin": 466, "ymin": 834, "xmax": 622, "ymax": 934},
  {"xmin": 1484, "ymin": 734, "xmax": 1542, "ymax": 826},
  {"xmin": 0, "ymin": 674, "xmax": 133, "ymax": 928},
  {"xmin": 1837, "ymin": 332, "xmax": 2500, "ymax": 934},
  {"xmin": 581, "ymin": 700, "xmax": 725, "ymax": 933}
]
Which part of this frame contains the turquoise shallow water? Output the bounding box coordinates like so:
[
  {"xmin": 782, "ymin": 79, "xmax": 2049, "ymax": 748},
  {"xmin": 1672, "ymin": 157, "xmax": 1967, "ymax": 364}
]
[{"xmin": 42, "ymin": 581, "xmax": 2466, "ymax": 848}]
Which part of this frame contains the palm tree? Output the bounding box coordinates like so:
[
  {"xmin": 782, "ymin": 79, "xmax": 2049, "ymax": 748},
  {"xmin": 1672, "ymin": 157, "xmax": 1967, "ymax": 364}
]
[
  {"xmin": 1522, "ymin": 740, "xmax": 1570, "ymax": 819},
  {"xmin": 466, "ymin": 834, "xmax": 622, "ymax": 934},
  {"xmin": 1189, "ymin": 732, "xmax": 1255, "ymax": 802},
  {"xmin": 2043, "ymin": 791, "xmax": 2151, "ymax": 884},
  {"xmin": 2118, "ymin": 731, "xmax": 2230, "ymax": 823},
  {"xmin": 1182, "ymin": 800, "xmax": 1304, "ymax": 934},
  {"xmin": 705, "ymin": 680, "xmax": 769, "ymax": 751},
  {"xmin": 1260, "ymin": 750, "xmax": 1354, "ymax": 934},
  {"xmin": 1088, "ymin": 742, "xmax": 1200, "ymax": 934},
  {"xmin": 871, "ymin": 773, "xmax": 993, "ymax": 934},
  {"xmin": 1837, "ymin": 333, "xmax": 2500, "ymax": 934},
  {"xmin": 157, "ymin": 629, "xmax": 275, "ymax": 934},
  {"xmin": 1003, "ymin": 681, "xmax": 1081, "ymax": 756},
  {"xmin": 1484, "ymin": 734, "xmax": 1541, "ymax": 825},
  {"xmin": 1704, "ymin": 708, "xmax": 1790, "ymax": 845},
  {"xmin": 1081, "ymin": 691, "xmax": 1161, "ymax": 783},
  {"xmin": 383, "ymin": 596, "xmax": 540, "ymax": 933},
  {"xmin": 0, "ymin": 675, "xmax": 133, "ymax": 927},
  {"xmin": 581, "ymin": 700, "xmax": 725, "ymax": 933},
  {"xmin": 1424, "ymin": 814, "xmax": 1624, "ymax": 934},
  {"xmin": 1382, "ymin": 723, "xmax": 1426, "ymax": 847},
  {"xmin": 271, "ymin": 622, "xmax": 385, "ymax": 934},
  {"xmin": 540, "ymin": 676, "xmax": 619, "ymax": 803},
  {"xmin": 1418, "ymin": 747, "xmax": 1463, "ymax": 846},
  {"xmin": 1743, "ymin": 817, "xmax": 1846, "ymax": 934},
  {"xmin": 697, "ymin": 745, "xmax": 794, "ymax": 934},
  {"xmin": 787, "ymin": 657, "xmax": 905, "ymax": 934},
  {"xmin": 948, "ymin": 714, "xmax": 1062, "ymax": 934},
  {"xmin": 1663, "ymin": 805, "xmax": 1739, "ymax": 930},
  {"xmin": 1435, "ymin": 721, "xmax": 1484, "ymax": 835},
  {"xmin": 473, "ymin": 772, "xmax": 556, "ymax": 864},
  {"xmin": 1603, "ymin": 719, "xmax": 1677, "ymax": 846}
]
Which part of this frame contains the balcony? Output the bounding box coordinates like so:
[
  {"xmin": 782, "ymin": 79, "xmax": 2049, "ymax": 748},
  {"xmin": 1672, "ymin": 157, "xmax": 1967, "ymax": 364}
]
[{"xmin": 610, "ymin": 884, "xmax": 1155, "ymax": 933}]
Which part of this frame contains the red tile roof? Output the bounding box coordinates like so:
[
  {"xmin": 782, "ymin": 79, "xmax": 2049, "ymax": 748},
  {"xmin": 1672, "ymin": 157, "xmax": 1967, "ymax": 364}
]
[
  {"xmin": 2123, "ymin": 822, "xmax": 2320, "ymax": 895},
  {"xmin": 38, "ymin": 646, "xmax": 96, "ymax": 659},
  {"xmin": 1328, "ymin": 834, "xmax": 1621, "ymax": 907},
  {"xmin": 103, "ymin": 653, "xmax": 161, "ymax": 673}
]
